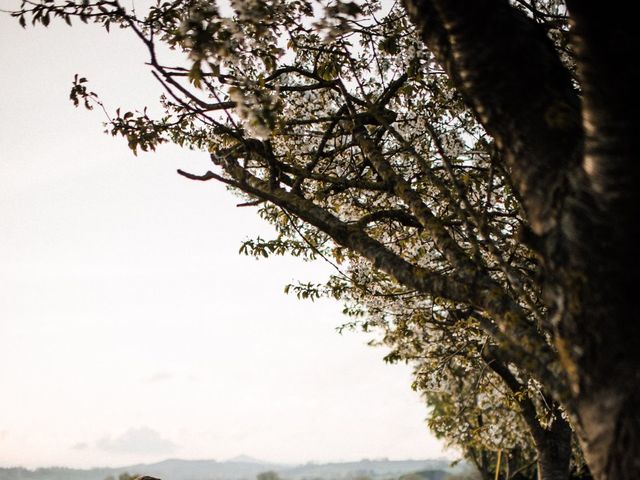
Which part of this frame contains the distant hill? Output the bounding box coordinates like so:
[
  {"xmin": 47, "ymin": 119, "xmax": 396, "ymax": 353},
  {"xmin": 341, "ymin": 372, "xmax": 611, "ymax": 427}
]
[
  {"xmin": 0, "ymin": 458, "xmax": 453, "ymax": 480},
  {"xmin": 226, "ymin": 457, "xmax": 269, "ymax": 465}
]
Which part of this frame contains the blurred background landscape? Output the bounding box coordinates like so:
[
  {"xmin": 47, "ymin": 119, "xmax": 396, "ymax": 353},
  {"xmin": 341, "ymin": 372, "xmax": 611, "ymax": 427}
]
[{"xmin": 0, "ymin": 457, "xmax": 474, "ymax": 480}]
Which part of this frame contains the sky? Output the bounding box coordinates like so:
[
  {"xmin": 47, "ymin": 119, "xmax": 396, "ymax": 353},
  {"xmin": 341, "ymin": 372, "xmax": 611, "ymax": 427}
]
[{"xmin": 0, "ymin": 4, "xmax": 450, "ymax": 469}]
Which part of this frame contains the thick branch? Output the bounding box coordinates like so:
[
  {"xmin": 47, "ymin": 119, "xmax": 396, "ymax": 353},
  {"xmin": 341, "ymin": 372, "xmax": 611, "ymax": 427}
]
[{"xmin": 482, "ymin": 348, "xmax": 547, "ymax": 444}]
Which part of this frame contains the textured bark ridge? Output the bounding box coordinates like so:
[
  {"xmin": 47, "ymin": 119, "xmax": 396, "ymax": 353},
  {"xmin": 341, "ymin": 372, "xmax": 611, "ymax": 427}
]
[{"xmin": 401, "ymin": 0, "xmax": 640, "ymax": 479}]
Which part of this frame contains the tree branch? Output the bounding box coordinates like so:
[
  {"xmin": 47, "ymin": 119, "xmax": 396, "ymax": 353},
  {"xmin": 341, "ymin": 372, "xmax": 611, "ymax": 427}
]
[{"xmin": 482, "ymin": 347, "xmax": 547, "ymax": 444}]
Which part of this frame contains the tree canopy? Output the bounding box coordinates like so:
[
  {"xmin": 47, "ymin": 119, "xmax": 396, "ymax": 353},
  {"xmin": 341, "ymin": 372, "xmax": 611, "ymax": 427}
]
[{"xmin": 11, "ymin": 0, "xmax": 640, "ymax": 479}]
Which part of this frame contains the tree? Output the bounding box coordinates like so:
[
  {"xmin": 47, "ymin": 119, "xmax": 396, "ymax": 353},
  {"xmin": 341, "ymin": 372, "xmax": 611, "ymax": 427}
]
[
  {"xmin": 104, "ymin": 472, "xmax": 142, "ymax": 480},
  {"xmin": 257, "ymin": 471, "xmax": 283, "ymax": 480},
  {"xmin": 11, "ymin": 0, "xmax": 639, "ymax": 479}
]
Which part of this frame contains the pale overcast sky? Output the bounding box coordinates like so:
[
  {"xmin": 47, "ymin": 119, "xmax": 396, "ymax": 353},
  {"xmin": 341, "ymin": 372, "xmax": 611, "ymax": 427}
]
[{"xmin": 0, "ymin": 5, "xmax": 450, "ymax": 469}]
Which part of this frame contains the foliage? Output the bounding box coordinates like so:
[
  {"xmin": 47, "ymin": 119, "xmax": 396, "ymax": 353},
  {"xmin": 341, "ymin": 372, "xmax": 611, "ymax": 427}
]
[
  {"xmin": 257, "ymin": 471, "xmax": 283, "ymax": 480},
  {"xmin": 104, "ymin": 472, "xmax": 140, "ymax": 480}
]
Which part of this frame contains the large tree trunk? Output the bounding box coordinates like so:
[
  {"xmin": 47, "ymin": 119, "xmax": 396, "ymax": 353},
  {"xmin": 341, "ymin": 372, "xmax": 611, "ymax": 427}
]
[
  {"xmin": 555, "ymin": 2, "xmax": 640, "ymax": 479},
  {"xmin": 401, "ymin": 1, "xmax": 640, "ymax": 479},
  {"xmin": 536, "ymin": 417, "xmax": 572, "ymax": 480}
]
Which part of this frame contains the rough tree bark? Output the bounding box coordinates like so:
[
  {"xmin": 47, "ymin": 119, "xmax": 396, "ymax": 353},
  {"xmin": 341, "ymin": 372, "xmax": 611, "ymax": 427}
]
[{"xmin": 401, "ymin": 1, "xmax": 640, "ymax": 479}]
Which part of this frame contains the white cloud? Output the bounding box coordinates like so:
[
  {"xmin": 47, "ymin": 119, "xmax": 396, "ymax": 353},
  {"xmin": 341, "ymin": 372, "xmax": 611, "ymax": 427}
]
[{"xmin": 97, "ymin": 427, "xmax": 177, "ymax": 454}]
